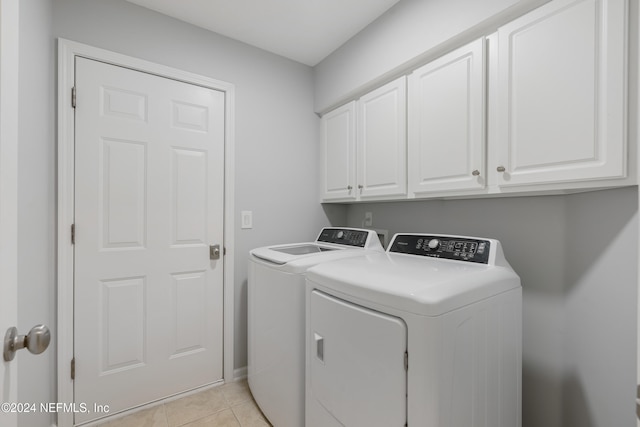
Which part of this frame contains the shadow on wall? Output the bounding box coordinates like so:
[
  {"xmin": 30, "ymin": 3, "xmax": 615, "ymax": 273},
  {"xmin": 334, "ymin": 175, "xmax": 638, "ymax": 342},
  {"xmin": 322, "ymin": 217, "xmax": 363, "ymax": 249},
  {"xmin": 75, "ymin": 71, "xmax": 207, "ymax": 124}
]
[
  {"xmin": 564, "ymin": 188, "xmax": 638, "ymax": 292},
  {"xmin": 321, "ymin": 203, "xmax": 348, "ymax": 227},
  {"xmin": 235, "ymin": 279, "xmax": 249, "ymax": 372},
  {"xmin": 562, "ymin": 187, "xmax": 638, "ymax": 427},
  {"xmin": 563, "ymin": 373, "xmax": 596, "ymax": 427},
  {"xmin": 523, "ymin": 363, "xmax": 566, "ymax": 427}
]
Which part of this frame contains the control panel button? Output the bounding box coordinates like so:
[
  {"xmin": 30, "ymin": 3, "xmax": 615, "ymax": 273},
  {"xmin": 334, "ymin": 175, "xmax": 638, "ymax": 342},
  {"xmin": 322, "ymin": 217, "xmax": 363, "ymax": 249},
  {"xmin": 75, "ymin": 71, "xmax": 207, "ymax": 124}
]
[
  {"xmin": 316, "ymin": 228, "xmax": 368, "ymax": 247},
  {"xmin": 428, "ymin": 239, "xmax": 441, "ymax": 250}
]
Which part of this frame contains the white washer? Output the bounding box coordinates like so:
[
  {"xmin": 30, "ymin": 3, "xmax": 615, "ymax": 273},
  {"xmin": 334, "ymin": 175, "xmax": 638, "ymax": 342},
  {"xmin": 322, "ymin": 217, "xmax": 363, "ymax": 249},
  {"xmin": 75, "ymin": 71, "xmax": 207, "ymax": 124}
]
[
  {"xmin": 248, "ymin": 227, "xmax": 384, "ymax": 427},
  {"xmin": 305, "ymin": 233, "xmax": 522, "ymax": 427}
]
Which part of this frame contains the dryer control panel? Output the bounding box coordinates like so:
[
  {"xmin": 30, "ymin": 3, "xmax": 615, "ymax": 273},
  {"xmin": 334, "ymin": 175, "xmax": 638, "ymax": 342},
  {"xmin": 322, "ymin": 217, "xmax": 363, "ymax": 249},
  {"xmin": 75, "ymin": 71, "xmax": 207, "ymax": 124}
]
[
  {"xmin": 317, "ymin": 228, "xmax": 370, "ymax": 247},
  {"xmin": 389, "ymin": 234, "xmax": 491, "ymax": 264}
]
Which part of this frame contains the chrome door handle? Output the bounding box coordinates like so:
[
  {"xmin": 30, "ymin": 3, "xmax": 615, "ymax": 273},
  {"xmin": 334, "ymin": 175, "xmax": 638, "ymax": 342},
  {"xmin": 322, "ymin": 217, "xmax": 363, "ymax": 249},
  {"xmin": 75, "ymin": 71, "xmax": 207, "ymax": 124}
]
[
  {"xmin": 210, "ymin": 244, "xmax": 221, "ymax": 260},
  {"xmin": 4, "ymin": 324, "xmax": 51, "ymax": 361}
]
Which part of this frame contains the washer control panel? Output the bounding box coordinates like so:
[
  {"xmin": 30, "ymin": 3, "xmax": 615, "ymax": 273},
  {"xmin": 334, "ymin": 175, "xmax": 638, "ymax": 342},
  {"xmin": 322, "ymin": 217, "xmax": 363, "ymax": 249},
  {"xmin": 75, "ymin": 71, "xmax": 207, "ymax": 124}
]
[
  {"xmin": 389, "ymin": 234, "xmax": 491, "ymax": 264},
  {"xmin": 317, "ymin": 228, "xmax": 369, "ymax": 247}
]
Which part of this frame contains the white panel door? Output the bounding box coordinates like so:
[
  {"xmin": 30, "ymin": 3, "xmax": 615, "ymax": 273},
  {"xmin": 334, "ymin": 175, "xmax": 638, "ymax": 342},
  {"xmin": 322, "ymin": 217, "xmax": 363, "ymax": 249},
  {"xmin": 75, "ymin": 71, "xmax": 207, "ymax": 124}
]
[
  {"xmin": 0, "ymin": 0, "xmax": 19, "ymax": 425},
  {"xmin": 408, "ymin": 38, "xmax": 485, "ymax": 195},
  {"xmin": 74, "ymin": 57, "xmax": 225, "ymax": 424},
  {"xmin": 357, "ymin": 76, "xmax": 407, "ymax": 199},
  {"xmin": 320, "ymin": 101, "xmax": 357, "ymax": 201},
  {"xmin": 493, "ymin": 0, "xmax": 627, "ymax": 186},
  {"xmin": 309, "ymin": 290, "xmax": 407, "ymax": 427}
]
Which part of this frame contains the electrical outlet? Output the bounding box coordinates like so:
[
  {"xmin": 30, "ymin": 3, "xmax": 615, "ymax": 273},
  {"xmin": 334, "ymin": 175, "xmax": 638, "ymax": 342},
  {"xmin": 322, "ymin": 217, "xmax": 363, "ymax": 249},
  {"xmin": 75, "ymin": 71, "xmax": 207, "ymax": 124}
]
[
  {"xmin": 241, "ymin": 211, "xmax": 253, "ymax": 229},
  {"xmin": 364, "ymin": 212, "xmax": 373, "ymax": 227}
]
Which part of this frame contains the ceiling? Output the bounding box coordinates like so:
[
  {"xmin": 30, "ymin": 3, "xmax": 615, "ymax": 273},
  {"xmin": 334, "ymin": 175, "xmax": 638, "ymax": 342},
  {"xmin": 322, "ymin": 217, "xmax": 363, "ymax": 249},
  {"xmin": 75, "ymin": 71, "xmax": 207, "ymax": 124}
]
[{"xmin": 125, "ymin": 0, "xmax": 401, "ymax": 66}]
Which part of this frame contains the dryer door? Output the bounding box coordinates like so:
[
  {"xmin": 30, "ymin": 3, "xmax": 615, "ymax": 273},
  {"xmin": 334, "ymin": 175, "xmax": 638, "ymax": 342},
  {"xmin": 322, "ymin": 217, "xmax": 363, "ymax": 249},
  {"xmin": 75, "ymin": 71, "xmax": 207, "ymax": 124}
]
[{"xmin": 309, "ymin": 290, "xmax": 407, "ymax": 427}]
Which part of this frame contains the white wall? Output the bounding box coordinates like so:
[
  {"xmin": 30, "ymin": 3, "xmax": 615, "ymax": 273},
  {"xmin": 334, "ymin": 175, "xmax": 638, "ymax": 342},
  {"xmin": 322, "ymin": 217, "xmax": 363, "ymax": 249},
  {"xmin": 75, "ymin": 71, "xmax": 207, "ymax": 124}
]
[
  {"xmin": 345, "ymin": 187, "xmax": 637, "ymax": 427},
  {"xmin": 313, "ymin": 0, "xmax": 550, "ymax": 112},
  {"xmin": 563, "ymin": 189, "xmax": 637, "ymax": 427}
]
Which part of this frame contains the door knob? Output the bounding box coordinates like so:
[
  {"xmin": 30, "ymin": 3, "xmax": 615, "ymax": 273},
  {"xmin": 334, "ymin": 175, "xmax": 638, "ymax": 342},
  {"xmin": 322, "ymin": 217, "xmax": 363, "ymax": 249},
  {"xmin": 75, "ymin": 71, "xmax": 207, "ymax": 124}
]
[
  {"xmin": 4, "ymin": 324, "xmax": 51, "ymax": 361},
  {"xmin": 210, "ymin": 244, "xmax": 221, "ymax": 260}
]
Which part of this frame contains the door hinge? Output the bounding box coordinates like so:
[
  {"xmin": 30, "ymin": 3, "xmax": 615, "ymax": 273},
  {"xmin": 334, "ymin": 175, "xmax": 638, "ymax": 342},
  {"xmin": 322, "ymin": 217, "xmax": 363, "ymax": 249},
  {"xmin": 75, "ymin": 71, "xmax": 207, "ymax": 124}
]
[
  {"xmin": 404, "ymin": 351, "xmax": 408, "ymax": 371},
  {"xmin": 71, "ymin": 358, "xmax": 75, "ymax": 380},
  {"xmin": 71, "ymin": 224, "xmax": 75, "ymax": 245},
  {"xmin": 71, "ymin": 87, "xmax": 76, "ymax": 109}
]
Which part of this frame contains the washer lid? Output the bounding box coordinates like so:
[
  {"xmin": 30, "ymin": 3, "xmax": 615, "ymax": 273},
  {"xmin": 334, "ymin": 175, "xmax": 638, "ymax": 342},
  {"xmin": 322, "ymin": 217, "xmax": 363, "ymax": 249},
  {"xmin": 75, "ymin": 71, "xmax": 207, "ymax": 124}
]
[
  {"xmin": 251, "ymin": 243, "xmax": 343, "ymax": 266},
  {"xmin": 271, "ymin": 244, "xmax": 338, "ymax": 256},
  {"xmin": 306, "ymin": 251, "xmax": 520, "ymax": 316},
  {"xmin": 249, "ymin": 227, "xmax": 384, "ymax": 269}
]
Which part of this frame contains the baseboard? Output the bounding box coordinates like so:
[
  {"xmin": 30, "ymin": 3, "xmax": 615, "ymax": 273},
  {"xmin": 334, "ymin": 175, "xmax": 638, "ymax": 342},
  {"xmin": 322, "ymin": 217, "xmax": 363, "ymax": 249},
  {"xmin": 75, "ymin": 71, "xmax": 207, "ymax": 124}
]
[{"xmin": 233, "ymin": 366, "xmax": 247, "ymax": 381}]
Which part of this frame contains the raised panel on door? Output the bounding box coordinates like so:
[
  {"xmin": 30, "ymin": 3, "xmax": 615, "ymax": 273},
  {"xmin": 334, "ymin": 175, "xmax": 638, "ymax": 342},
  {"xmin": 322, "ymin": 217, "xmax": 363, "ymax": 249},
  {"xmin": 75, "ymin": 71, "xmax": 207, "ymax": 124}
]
[
  {"xmin": 357, "ymin": 76, "xmax": 407, "ymax": 199},
  {"xmin": 321, "ymin": 101, "xmax": 356, "ymax": 201},
  {"xmin": 74, "ymin": 57, "xmax": 225, "ymax": 424},
  {"xmin": 309, "ymin": 290, "xmax": 407, "ymax": 427},
  {"xmin": 408, "ymin": 38, "xmax": 485, "ymax": 196},
  {"xmin": 494, "ymin": 0, "xmax": 626, "ymax": 187}
]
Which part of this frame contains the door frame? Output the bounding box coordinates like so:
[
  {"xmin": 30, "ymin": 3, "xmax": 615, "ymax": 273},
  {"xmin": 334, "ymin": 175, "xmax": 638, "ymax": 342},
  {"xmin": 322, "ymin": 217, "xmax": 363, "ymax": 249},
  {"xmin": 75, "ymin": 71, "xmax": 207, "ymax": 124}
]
[
  {"xmin": 0, "ymin": 0, "xmax": 20, "ymax": 426},
  {"xmin": 57, "ymin": 38, "xmax": 236, "ymax": 427}
]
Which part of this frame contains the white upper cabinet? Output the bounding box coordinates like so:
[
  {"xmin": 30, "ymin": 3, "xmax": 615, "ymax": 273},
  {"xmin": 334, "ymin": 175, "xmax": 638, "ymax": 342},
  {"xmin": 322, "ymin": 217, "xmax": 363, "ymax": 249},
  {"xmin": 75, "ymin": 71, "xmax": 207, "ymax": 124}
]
[
  {"xmin": 321, "ymin": 77, "xmax": 407, "ymax": 202},
  {"xmin": 408, "ymin": 38, "xmax": 485, "ymax": 196},
  {"xmin": 320, "ymin": 101, "xmax": 357, "ymax": 201},
  {"xmin": 492, "ymin": 0, "xmax": 627, "ymax": 187},
  {"xmin": 357, "ymin": 76, "xmax": 407, "ymax": 199},
  {"xmin": 320, "ymin": 0, "xmax": 630, "ymax": 203}
]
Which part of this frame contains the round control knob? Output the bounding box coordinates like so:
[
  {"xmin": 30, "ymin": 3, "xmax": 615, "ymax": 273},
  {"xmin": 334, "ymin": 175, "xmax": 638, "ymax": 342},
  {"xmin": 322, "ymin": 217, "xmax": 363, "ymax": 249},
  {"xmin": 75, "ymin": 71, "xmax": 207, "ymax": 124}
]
[
  {"xmin": 428, "ymin": 239, "xmax": 441, "ymax": 250},
  {"xmin": 336, "ymin": 231, "xmax": 344, "ymax": 239}
]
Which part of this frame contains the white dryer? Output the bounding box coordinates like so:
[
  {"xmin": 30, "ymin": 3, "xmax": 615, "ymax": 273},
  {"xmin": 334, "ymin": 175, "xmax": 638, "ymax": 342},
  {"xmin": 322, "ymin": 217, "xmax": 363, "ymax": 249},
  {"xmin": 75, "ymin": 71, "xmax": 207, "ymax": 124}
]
[
  {"xmin": 305, "ymin": 233, "xmax": 522, "ymax": 427},
  {"xmin": 248, "ymin": 227, "xmax": 384, "ymax": 427}
]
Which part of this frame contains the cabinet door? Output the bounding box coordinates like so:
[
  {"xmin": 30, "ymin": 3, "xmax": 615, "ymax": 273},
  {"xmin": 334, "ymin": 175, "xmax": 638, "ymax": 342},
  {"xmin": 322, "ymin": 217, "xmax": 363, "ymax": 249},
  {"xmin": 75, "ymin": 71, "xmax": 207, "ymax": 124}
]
[
  {"xmin": 320, "ymin": 101, "xmax": 357, "ymax": 201},
  {"xmin": 408, "ymin": 38, "xmax": 485, "ymax": 195},
  {"xmin": 493, "ymin": 0, "xmax": 627, "ymax": 187},
  {"xmin": 357, "ymin": 76, "xmax": 407, "ymax": 199}
]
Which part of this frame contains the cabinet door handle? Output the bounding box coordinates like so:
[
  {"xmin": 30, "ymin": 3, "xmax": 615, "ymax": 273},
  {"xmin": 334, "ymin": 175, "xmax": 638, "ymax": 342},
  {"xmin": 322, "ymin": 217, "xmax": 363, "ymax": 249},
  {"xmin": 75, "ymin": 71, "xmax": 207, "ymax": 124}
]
[
  {"xmin": 358, "ymin": 184, "xmax": 363, "ymax": 190},
  {"xmin": 497, "ymin": 166, "xmax": 506, "ymax": 173},
  {"xmin": 347, "ymin": 185, "xmax": 353, "ymax": 191},
  {"xmin": 472, "ymin": 170, "xmax": 480, "ymax": 176}
]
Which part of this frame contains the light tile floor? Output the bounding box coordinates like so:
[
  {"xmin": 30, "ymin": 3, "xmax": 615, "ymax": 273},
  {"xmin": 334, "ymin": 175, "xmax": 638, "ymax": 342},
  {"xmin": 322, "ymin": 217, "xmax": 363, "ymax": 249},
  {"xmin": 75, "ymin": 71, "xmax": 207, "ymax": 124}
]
[{"xmin": 97, "ymin": 380, "xmax": 272, "ymax": 427}]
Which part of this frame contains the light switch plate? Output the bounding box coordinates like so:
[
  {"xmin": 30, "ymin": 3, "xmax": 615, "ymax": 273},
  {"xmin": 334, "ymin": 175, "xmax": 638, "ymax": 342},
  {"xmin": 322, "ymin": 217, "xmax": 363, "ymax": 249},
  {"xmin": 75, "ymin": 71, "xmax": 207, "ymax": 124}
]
[{"xmin": 241, "ymin": 211, "xmax": 253, "ymax": 229}]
